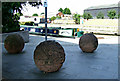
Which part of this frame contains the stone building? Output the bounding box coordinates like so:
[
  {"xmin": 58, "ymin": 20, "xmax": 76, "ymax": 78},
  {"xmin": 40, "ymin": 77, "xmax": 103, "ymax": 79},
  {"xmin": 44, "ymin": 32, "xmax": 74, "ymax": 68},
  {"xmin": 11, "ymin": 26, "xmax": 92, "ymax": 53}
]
[{"xmin": 84, "ymin": 4, "xmax": 119, "ymax": 19}]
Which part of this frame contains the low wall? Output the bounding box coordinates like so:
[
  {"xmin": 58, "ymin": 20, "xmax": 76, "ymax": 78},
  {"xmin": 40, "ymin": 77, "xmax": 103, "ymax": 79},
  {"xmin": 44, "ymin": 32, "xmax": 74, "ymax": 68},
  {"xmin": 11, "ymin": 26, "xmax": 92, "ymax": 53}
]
[
  {"xmin": 0, "ymin": 31, "xmax": 29, "ymax": 43},
  {"xmin": 80, "ymin": 19, "xmax": 119, "ymax": 35}
]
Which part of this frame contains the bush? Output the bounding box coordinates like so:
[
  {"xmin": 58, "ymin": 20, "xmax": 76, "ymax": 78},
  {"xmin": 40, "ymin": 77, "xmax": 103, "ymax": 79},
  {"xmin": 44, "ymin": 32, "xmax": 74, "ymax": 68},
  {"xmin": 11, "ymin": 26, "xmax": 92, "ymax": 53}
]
[
  {"xmin": 51, "ymin": 16, "xmax": 56, "ymax": 21},
  {"xmin": 32, "ymin": 13, "xmax": 38, "ymax": 16},
  {"xmin": 56, "ymin": 16, "xmax": 61, "ymax": 19},
  {"xmin": 83, "ymin": 12, "xmax": 93, "ymax": 19},
  {"xmin": 19, "ymin": 22, "xmax": 26, "ymax": 25},
  {"xmin": 73, "ymin": 14, "xmax": 80, "ymax": 24},
  {"xmin": 19, "ymin": 22, "xmax": 34, "ymax": 26},
  {"xmin": 97, "ymin": 12, "xmax": 104, "ymax": 19},
  {"xmin": 107, "ymin": 9, "xmax": 116, "ymax": 19},
  {"xmin": 25, "ymin": 22, "xmax": 34, "ymax": 26}
]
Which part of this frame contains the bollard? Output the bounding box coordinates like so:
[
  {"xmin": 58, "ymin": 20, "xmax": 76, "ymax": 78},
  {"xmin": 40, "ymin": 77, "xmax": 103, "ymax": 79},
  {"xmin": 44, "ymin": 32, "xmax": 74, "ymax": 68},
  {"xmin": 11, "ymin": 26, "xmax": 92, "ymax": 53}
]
[
  {"xmin": 4, "ymin": 34, "xmax": 25, "ymax": 54},
  {"xmin": 34, "ymin": 40, "xmax": 65, "ymax": 72},
  {"xmin": 79, "ymin": 33, "xmax": 98, "ymax": 53}
]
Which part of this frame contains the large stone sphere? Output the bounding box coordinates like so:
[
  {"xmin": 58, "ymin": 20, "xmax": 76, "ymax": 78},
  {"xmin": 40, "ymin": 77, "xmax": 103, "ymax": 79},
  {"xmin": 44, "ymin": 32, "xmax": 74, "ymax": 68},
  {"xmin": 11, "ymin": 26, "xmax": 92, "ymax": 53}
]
[
  {"xmin": 79, "ymin": 33, "xmax": 98, "ymax": 53},
  {"xmin": 4, "ymin": 34, "xmax": 25, "ymax": 54},
  {"xmin": 34, "ymin": 40, "xmax": 65, "ymax": 72}
]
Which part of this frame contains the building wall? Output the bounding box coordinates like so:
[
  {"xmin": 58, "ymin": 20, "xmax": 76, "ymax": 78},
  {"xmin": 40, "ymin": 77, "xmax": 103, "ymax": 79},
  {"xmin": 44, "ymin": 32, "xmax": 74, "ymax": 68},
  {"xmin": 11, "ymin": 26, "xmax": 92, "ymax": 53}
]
[{"xmin": 84, "ymin": 7, "xmax": 118, "ymax": 19}]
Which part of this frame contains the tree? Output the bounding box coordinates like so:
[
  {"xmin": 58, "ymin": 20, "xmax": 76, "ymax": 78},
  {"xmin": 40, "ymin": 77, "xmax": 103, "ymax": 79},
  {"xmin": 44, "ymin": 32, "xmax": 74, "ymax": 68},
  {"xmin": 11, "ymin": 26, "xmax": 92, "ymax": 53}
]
[
  {"xmin": 73, "ymin": 14, "xmax": 80, "ymax": 24},
  {"xmin": 107, "ymin": 9, "xmax": 116, "ymax": 19},
  {"xmin": 13, "ymin": 13, "xmax": 23, "ymax": 21},
  {"xmin": 62, "ymin": 8, "xmax": 71, "ymax": 15},
  {"xmin": 2, "ymin": 2, "xmax": 42, "ymax": 33},
  {"xmin": 40, "ymin": 12, "xmax": 44, "ymax": 15},
  {"xmin": 32, "ymin": 13, "xmax": 38, "ymax": 16},
  {"xmin": 97, "ymin": 12, "xmax": 104, "ymax": 19},
  {"xmin": 58, "ymin": 8, "xmax": 63, "ymax": 12},
  {"xmin": 56, "ymin": 16, "xmax": 61, "ymax": 19},
  {"xmin": 51, "ymin": 16, "xmax": 56, "ymax": 21},
  {"xmin": 83, "ymin": 12, "xmax": 92, "ymax": 19}
]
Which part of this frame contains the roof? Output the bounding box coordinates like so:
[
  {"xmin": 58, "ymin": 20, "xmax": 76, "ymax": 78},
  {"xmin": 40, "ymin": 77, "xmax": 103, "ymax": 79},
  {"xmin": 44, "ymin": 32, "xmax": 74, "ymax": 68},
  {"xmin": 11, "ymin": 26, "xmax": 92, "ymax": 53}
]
[{"xmin": 85, "ymin": 4, "xmax": 118, "ymax": 10}]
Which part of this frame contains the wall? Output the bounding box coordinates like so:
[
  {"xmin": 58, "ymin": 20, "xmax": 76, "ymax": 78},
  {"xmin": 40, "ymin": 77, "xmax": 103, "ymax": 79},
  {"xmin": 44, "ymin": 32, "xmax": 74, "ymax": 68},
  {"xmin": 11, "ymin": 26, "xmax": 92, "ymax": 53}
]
[{"xmin": 84, "ymin": 7, "xmax": 118, "ymax": 19}]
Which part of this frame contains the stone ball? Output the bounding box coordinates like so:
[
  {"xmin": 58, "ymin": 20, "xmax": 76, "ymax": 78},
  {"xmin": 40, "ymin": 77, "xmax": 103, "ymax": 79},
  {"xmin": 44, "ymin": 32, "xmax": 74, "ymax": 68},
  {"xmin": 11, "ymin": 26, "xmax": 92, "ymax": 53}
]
[
  {"xmin": 34, "ymin": 40, "xmax": 65, "ymax": 72},
  {"xmin": 4, "ymin": 34, "xmax": 25, "ymax": 54},
  {"xmin": 79, "ymin": 33, "xmax": 98, "ymax": 53}
]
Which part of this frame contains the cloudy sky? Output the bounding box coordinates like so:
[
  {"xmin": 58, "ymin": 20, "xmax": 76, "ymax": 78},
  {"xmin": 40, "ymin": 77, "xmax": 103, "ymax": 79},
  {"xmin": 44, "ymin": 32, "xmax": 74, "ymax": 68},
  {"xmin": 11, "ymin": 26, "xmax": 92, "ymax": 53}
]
[{"xmin": 21, "ymin": 0, "xmax": 120, "ymax": 17}]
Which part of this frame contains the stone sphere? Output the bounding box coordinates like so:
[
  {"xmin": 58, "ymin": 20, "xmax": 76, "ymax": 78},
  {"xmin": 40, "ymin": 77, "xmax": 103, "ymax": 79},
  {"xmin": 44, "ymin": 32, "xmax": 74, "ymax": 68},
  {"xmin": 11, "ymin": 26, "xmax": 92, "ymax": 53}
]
[
  {"xmin": 34, "ymin": 40, "xmax": 65, "ymax": 72},
  {"xmin": 79, "ymin": 33, "xmax": 98, "ymax": 53},
  {"xmin": 4, "ymin": 34, "xmax": 25, "ymax": 54}
]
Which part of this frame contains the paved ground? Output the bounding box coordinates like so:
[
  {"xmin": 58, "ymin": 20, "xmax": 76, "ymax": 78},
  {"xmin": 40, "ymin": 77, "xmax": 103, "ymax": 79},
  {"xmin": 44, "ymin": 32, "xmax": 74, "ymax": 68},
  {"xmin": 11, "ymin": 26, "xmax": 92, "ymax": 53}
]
[{"xmin": 1, "ymin": 34, "xmax": 119, "ymax": 79}]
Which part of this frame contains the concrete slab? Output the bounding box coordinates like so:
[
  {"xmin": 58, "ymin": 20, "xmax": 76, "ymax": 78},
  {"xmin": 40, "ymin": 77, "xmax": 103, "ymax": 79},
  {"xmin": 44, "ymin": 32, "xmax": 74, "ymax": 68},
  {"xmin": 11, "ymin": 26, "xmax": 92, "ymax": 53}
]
[{"xmin": 1, "ymin": 34, "xmax": 118, "ymax": 79}]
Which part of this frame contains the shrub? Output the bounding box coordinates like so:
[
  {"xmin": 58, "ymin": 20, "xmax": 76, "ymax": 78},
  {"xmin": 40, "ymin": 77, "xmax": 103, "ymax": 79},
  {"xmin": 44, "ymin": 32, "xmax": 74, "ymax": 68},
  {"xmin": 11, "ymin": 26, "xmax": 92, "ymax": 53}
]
[
  {"xmin": 25, "ymin": 22, "xmax": 34, "ymax": 26},
  {"xmin": 19, "ymin": 22, "xmax": 34, "ymax": 26},
  {"xmin": 32, "ymin": 13, "xmax": 39, "ymax": 16},
  {"xmin": 56, "ymin": 16, "xmax": 61, "ymax": 19},
  {"xmin": 73, "ymin": 14, "xmax": 80, "ymax": 24},
  {"xmin": 107, "ymin": 9, "xmax": 116, "ymax": 19},
  {"xmin": 97, "ymin": 12, "xmax": 104, "ymax": 19},
  {"xmin": 51, "ymin": 16, "xmax": 56, "ymax": 21},
  {"xmin": 83, "ymin": 12, "xmax": 93, "ymax": 19}
]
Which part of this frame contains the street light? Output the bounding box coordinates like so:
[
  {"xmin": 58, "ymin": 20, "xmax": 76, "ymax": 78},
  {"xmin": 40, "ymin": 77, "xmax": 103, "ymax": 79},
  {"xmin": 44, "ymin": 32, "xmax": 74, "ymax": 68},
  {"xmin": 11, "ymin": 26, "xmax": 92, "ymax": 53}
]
[
  {"xmin": 44, "ymin": 0, "xmax": 48, "ymax": 41},
  {"xmin": 34, "ymin": 0, "xmax": 66, "ymax": 73},
  {"xmin": 25, "ymin": 0, "xmax": 47, "ymax": 41}
]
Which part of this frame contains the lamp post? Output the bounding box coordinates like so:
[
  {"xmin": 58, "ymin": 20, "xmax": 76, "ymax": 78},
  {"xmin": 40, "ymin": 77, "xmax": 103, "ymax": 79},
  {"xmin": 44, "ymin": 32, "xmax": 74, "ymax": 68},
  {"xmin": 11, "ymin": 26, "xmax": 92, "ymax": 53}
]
[
  {"xmin": 44, "ymin": 0, "xmax": 48, "ymax": 41},
  {"xmin": 34, "ymin": 0, "xmax": 66, "ymax": 73}
]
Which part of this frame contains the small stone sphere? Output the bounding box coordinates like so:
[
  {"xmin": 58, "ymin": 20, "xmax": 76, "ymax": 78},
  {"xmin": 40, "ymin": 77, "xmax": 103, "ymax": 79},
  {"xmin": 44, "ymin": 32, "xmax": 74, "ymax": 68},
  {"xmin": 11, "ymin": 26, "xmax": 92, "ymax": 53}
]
[
  {"xmin": 34, "ymin": 40, "xmax": 65, "ymax": 72},
  {"xmin": 4, "ymin": 34, "xmax": 25, "ymax": 54},
  {"xmin": 79, "ymin": 33, "xmax": 98, "ymax": 53}
]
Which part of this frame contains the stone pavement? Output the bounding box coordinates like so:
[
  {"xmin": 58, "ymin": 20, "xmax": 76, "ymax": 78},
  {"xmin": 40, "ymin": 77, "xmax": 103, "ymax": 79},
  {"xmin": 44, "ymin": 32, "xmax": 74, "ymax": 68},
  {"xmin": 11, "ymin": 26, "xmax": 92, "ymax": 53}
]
[{"xmin": 1, "ymin": 34, "xmax": 118, "ymax": 79}]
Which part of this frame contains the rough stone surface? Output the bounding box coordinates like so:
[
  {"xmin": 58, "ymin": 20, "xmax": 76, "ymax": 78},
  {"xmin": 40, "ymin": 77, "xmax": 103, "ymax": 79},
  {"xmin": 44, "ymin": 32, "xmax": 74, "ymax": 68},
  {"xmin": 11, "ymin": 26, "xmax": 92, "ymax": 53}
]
[
  {"xmin": 34, "ymin": 40, "xmax": 65, "ymax": 72},
  {"xmin": 4, "ymin": 34, "xmax": 25, "ymax": 54},
  {"xmin": 79, "ymin": 33, "xmax": 98, "ymax": 53}
]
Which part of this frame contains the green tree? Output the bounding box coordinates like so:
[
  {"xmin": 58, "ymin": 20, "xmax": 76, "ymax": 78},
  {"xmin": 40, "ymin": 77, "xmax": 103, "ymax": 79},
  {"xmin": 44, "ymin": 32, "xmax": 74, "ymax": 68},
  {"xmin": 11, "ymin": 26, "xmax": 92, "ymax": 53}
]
[
  {"xmin": 56, "ymin": 16, "xmax": 61, "ymax": 19},
  {"xmin": 32, "ymin": 13, "xmax": 38, "ymax": 16},
  {"xmin": 107, "ymin": 9, "xmax": 116, "ymax": 19},
  {"xmin": 51, "ymin": 16, "xmax": 56, "ymax": 21},
  {"xmin": 40, "ymin": 12, "xmax": 44, "ymax": 15},
  {"xmin": 2, "ymin": 2, "xmax": 42, "ymax": 33},
  {"xmin": 97, "ymin": 12, "xmax": 104, "ymax": 19},
  {"xmin": 83, "ymin": 12, "xmax": 92, "ymax": 19},
  {"xmin": 58, "ymin": 8, "xmax": 63, "ymax": 12},
  {"xmin": 73, "ymin": 14, "xmax": 80, "ymax": 24},
  {"xmin": 13, "ymin": 13, "xmax": 23, "ymax": 21},
  {"xmin": 62, "ymin": 8, "xmax": 71, "ymax": 15}
]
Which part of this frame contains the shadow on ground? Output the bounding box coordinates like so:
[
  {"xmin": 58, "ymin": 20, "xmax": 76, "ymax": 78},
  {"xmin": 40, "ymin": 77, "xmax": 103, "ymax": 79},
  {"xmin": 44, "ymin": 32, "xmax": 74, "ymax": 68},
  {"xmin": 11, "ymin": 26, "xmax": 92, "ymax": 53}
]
[{"xmin": 2, "ymin": 35, "xmax": 118, "ymax": 79}]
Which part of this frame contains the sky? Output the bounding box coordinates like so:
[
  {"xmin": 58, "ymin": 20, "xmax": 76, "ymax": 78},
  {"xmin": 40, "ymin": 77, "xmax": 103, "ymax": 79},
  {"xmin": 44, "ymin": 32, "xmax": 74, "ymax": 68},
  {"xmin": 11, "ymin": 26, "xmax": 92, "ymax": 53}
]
[{"xmin": 21, "ymin": 0, "xmax": 120, "ymax": 17}]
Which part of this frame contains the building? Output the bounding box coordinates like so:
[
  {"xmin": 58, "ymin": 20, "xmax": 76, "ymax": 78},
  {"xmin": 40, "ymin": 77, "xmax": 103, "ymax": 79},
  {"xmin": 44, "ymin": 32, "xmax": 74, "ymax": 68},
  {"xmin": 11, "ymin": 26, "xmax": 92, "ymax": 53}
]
[
  {"xmin": 19, "ymin": 14, "xmax": 51, "ymax": 24},
  {"xmin": 84, "ymin": 4, "xmax": 119, "ymax": 19},
  {"xmin": 56, "ymin": 12, "xmax": 64, "ymax": 17},
  {"xmin": 62, "ymin": 14, "xmax": 73, "ymax": 20}
]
